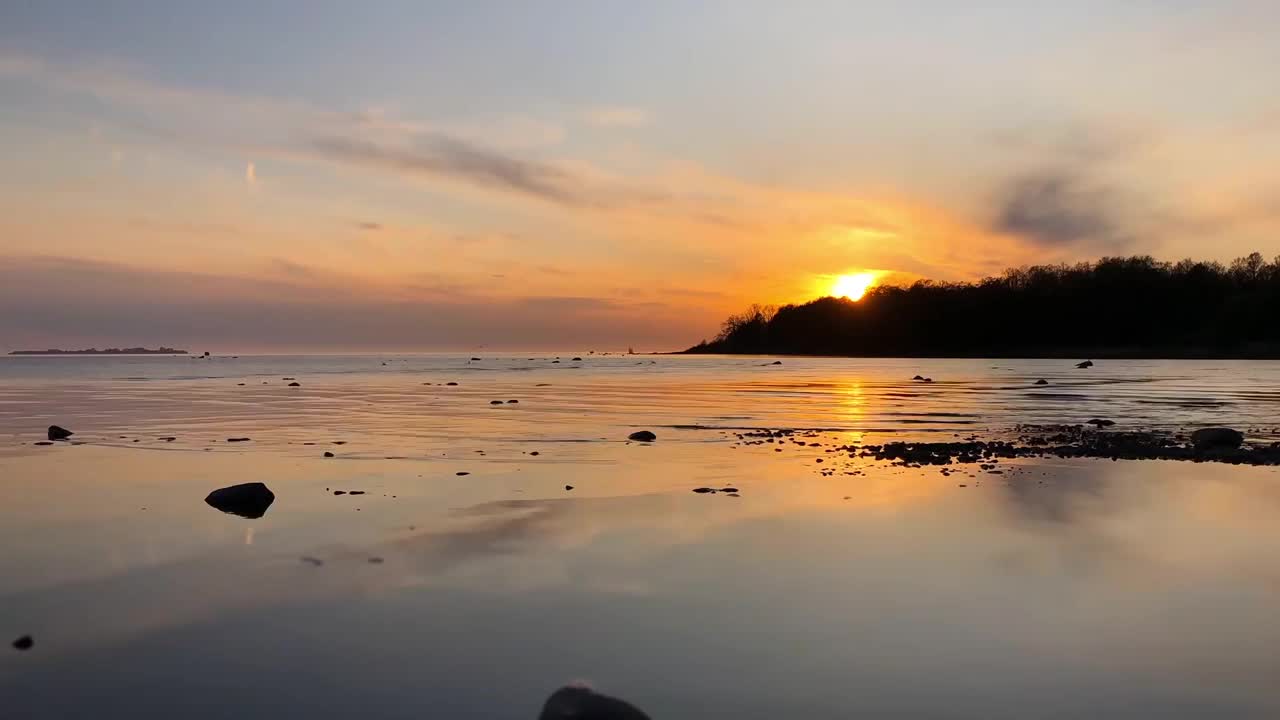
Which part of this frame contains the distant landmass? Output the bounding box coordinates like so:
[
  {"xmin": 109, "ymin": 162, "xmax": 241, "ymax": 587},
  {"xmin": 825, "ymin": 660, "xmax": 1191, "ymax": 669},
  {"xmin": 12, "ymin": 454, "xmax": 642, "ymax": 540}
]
[
  {"xmin": 9, "ymin": 347, "xmax": 188, "ymax": 355},
  {"xmin": 687, "ymin": 253, "xmax": 1280, "ymax": 358}
]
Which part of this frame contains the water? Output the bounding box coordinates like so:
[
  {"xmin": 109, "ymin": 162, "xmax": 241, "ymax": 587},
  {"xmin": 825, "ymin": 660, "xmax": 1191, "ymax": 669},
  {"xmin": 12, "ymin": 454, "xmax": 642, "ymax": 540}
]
[{"xmin": 1, "ymin": 355, "xmax": 1278, "ymax": 718}]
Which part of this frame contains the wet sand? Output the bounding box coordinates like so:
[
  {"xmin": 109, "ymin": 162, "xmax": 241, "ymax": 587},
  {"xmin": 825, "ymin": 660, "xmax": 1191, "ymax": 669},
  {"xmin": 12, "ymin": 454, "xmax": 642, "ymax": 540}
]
[{"xmin": 2, "ymin": 355, "xmax": 1279, "ymax": 718}]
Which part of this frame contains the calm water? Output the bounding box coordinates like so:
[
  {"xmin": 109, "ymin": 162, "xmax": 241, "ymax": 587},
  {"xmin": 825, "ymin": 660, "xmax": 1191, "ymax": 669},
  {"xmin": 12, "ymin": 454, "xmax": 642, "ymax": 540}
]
[{"xmin": 1, "ymin": 355, "xmax": 1279, "ymax": 718}]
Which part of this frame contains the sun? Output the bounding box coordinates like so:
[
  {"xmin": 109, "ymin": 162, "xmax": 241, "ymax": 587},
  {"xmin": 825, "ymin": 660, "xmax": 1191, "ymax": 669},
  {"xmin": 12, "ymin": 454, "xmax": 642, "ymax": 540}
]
[{"xmin": 832, "ymin": 272, "xmax": 877, "ymax": 301}]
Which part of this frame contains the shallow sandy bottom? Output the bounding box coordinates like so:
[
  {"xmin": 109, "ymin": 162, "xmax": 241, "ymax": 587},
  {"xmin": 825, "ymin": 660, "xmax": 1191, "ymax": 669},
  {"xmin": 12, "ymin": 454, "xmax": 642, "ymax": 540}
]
[{"xmin": 3, "ymin": 433, "xmax": 1280, "ymax": 719}]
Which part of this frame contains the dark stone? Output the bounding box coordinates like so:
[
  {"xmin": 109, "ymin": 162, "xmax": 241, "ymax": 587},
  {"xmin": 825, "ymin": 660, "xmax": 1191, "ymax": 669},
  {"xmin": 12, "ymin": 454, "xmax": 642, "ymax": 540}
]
[
  {"xmin": 349, "ymin": 490, "xmax": 366, "ymax": 495},
  {"xmin": 47, "ymin": 425, "xmax": 73, "ymax": 441},
  {"xmin": 446, "ymin": 382, "xmax": 458, "ymax": 386},
  {"xmin": 770, "ymin": 360, "xmax": 782, "ymax": 365},
  {"xmin": 13, "ymin": 635, "xmax": 33, "ymax": 651},
  {"xmin": 912, "ymin": 375, "xmax": 924, "ymax": 380},
  {"xmin": 470, "ymin": 357, "xmax": 482, "ymax": 361},
  {"xmin": 34, "ymin": 441, "xmax": 53, "ymax": 446},
  {"xmin": 529, "ymin": 451, "xmax": 540, "ymax": 456},
  {"xmin": 332, "ymin": 441, "xmax": 347, "ymax": 445},
  {"xmin": 1034, "ymin": 379, "xmax": 1048, "ymax": 385},
  {"xmin": 628, "ymin": 430, "xmax": 657, "ymax": 442},
  {"xmin": 1086, "ymin": 418, "xmax": 1116, "ymax": 427},
  {"xmin": 160, "ymin": 437, "xmax": 176, "ymax": 442},
  {"xmin": 456, "ymin": 471, "xmax": 470, "ymax": 476},
  {"xmin": 287, "ymin": 382, "xmax": 301, "ymax": 387},
  {"xmin": 507, "ymin": 399, "xmax": 519, "ymax": 404},
  {"xmin": 565, "ymin": 485, "xmax": 574, "ymax": 491},
  {"xmin": 538, "ymin": 686, "xmax": 651, "ymax": 720},
  {"xmin": 490, "ymin": 400, "xmax": 504, "ymax": 405},
  {"xmin": 692, "ymin": 487, "xmax": 716, "ymax": 494},
  {"xmin": 237, "ymin": 383, "xmax": 245, "ymax": 386},
  {"xmin": 333, "ymin": 490, "xmax": 347, "ymax": 495},
  {"xmin": 1191, "ymin": 427, "xmax": 1244, "ymax": 451},
  {"xmin": 552, "ymin": 360, "xmax": 561, "ymax": 363},
  {"xmin": 1076, "ymin": 360, "xmax": 1094, "ymax": 368},
  {"xmin": 227, "ymin": 437, "xmax": 251, "ymax": 442},
  {"xmin": 205, "ymin": 482, "xmax": 275, "ymax": 519},
  {"xmin": 572, "ymin": 357, "xmax": 582, "ymax": 361},
  {"xmin": 323, "ymin": 451, "xmax": 334, "ymax": 458},
  {"xmin": 720, "ymin": 487, "xmax": 739, "ymax": 493}
]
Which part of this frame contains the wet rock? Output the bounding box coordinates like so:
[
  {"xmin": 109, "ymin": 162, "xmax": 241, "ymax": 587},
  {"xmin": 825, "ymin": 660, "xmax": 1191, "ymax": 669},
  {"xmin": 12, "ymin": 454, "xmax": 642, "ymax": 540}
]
[
  {"xmin": 446, "ymin": 382, "xmax": 458, "ymax": 386},
  {"xmin": 490, "ymin": 400, "xmax": 504, "ymax": 405},
  {"xmin": 1076, "ymin": 360, "xmax": 1094, "ymax": 368},
  {"xmin": 1034, "ymin": 379, "xmax": 1048, "ymax": 385},
  {"xmin": 205, "ymin": 482, "xmax": 275, "ymax": 519},
  {"xmin": 770, "ymin": 360, "xmax": 782, "ymax": 365},
  {"xmin": 628, "ymin": 430, "xmax": 657, "ymax": 442},
  {"xmin": 470, "ymin": 357, "xmax": 482, "ymax": 361},
  {"xmin": 912, "ymin": 375, "xmax": 924, "ymax": 380},
  {"xmin": 1086, "ymin": 419, "xmax": 1115, "ymax": 427},
  {"xmin": 226, "ymin": 437, "xmax": 251, "ymax": 442},
  {"xmin": 1191, "ymin": 427, "xmax": 1244, "ymax": 451},
  {"xmin": 333, "ymin": 490, "xmax": 347, "ymax": 495},
  {"xmin": 323, "ymin": 451, "xmax": 334, "ymax": 458},
  {"xmin": 47, "ymin": 425, "xmax": 73, "ymax": 441},
  {"xmin": 538, "ymin": 686, "xmax": 651, "ymax": 720},
  {"xmin": 287, "ymin": 382, "xmax": 301, "ymax": 387},
  {"xmin": 456, "ymin": 471, "xmax": 470, "ymax": 476},
  {"xmin": 13, "ymin": 635, "xmax": 33, "ymax": 651},
  {"xmin": 572, "ymin": 357, "xmax": 582, "ymax": 361},
  {"xmin": 720, "ymin": 487, "xmax": 739, "ymax": 493},
  {"xmin": 529, "ymin": 451, "xmax": 540, "ymax": 456},
  {"xmin": 565, "ymin": 485, "xmax": 574, "ymax": 491},
  {"xmin": 349, "ymin": 490, "xmax": 366, "ymax": 496},
  {"xmin": 237, "ymin": 383, "xmax": 245, "ymax": 386},
  {"xmin": 332, "ymin": 441, "xmax": 347, "ymax": 445},
  {"xmin": 507, "ymin": 399, "xmax": 519, "ymax": 404},
  {"xmin": 159, "ymin": 436, "xmax": 176, "ymax": 442},
  {"xmin": 34, "ymin": 441, "xmax": 53, "ymax": 446},
  {"xmin": 692, "ymin": 487, "xmax": 716, "ymax": 494}
]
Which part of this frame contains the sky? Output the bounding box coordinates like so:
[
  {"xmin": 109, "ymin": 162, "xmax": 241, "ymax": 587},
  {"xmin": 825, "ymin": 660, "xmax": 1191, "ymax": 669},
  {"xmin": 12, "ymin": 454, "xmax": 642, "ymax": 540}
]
[{"xmin": 2, "ymin": 1, "xmax": 1278, "ymax": 352}]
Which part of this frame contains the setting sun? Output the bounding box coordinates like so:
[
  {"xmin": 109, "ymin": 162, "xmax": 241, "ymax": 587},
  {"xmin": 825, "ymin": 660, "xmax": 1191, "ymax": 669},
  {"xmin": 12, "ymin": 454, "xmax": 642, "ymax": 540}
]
[{"xmin": 832, "ymin": 272, "xmax": 877, "ymax": 301}]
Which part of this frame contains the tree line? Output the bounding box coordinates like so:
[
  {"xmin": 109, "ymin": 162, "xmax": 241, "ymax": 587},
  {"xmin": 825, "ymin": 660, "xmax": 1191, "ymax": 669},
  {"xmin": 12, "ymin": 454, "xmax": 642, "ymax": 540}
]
[{"xmin": 686, "ymin": 253, "xmax": 1280, "ymax": 357}]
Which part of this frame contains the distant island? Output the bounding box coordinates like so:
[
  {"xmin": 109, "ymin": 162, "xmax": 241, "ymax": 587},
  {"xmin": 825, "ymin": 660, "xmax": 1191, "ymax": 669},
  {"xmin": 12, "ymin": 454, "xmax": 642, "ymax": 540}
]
[
  {"xmin": 687, "ymin": 253, "xmax": 1280, "ymax": 358},
  {"xmin": 9, "ymin": 347, "xmax": 189, "ymax": 355}
]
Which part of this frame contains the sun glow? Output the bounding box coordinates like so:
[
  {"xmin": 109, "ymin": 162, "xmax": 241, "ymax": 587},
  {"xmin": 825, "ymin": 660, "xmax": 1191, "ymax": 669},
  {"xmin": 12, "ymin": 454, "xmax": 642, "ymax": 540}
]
[{"xmin": 832, "ymin": 272, "xmax": 877, "ymax": 300}]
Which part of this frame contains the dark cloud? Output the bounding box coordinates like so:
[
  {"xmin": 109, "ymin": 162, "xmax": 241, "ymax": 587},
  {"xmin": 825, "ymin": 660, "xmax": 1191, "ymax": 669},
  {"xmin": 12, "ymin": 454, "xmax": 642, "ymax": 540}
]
[
  {"xmin": 992, "ymin": 169, "xmax": 1121, "ymax": 247},
  {"xmin": 0, "ymin": 256, "xmax": 707, "ymax": 352},
  {"xmin": 312, "ymin": 135, "xmax": 592, "ymax": 207}
]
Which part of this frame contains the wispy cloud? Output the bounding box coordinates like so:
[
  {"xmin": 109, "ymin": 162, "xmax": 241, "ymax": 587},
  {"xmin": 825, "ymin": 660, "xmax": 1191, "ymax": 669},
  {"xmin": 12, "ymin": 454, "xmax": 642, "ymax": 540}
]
[
  {"xmin": 244, "ymin": 161, "xmax": 257, "ymax": 186},
  {"xmin": 582, "ymin": 106, "xmax": 651, "ymax": 129}
]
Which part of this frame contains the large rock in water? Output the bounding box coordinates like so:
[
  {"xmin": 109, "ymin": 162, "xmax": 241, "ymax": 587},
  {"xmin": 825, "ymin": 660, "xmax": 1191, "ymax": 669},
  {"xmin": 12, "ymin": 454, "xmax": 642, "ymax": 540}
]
[
  {"xmin": 1191, "ymin": 427, "xmax": 1244, "ymax": 451},
  {"xmin": 47, "ymin": 425, "xmax": 73, "ymax": 441},
  {"xmin": 538, "ymin": 686, "xmax": 651, "ymax": 720},
  {"xmin": 205, "ymin": 482, "xmax": 275, "ymax": 519},
  {"xmin": 628, "ymin": 430, "xmax": 657, "ymax": 442}
]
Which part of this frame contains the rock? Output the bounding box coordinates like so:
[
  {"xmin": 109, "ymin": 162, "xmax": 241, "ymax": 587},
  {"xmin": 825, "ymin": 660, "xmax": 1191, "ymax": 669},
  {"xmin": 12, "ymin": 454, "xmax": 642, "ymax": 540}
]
[
  {"xmin": 323, "ymin": 451, "xmax": 334, "ymax": 458},
  {"xmin": 1191, "ymin": 427, "xmax": 1244, "ymax": 451},
  {"xmin": 226, "ymin": 437, "xmax": 251, "ymax": 442},
  {"xmin": 552, "ymin": 360, "xmax": 561, "ymax": 363},
  {"xmin": 628, "ymin": 430, "xmax": 657, "ymax": 442},
  {"xmin": 1076, "ymin": 360, "xmax": 1094, "ymax": 368},
  {"xmin": 333, "ymin": 490, "xmax": 347, "ymax": 495},
  {"xmin": 282, "ymin": 377, "xmax": 295, "ymax": 380},
  {"xmin": 490, "ymin": 400, "xmax": 504, "ymax": 405},
  {"xmin": 720, "ymin": 487, "xmax": 739, "ymax": 493},
  {"xmin": 692, "ymin": 487, "xmax": 716, "ymax": 494},
  {"xmin": 47, "ymin": 425, "xmax": 73, "ymax": 441},
  {"xmin": 368, "ymin": 557, "xmax": 384, "ymax": 564},
  {"xmin": 349, "ymin": 490, "xmax": 366, "ymax": 495},
  {"xmin": 1086, "ymin": 418, "xmax": 1115, "ymax": 427},
  {"xmin": 923, "ymin": 377, "xmax": 933, "ymax": 382},
  {"xmin": 538, "ymin": 686, "xmax": 651, "ymax": 720},
  {"xmin": 1034, "ymin": 379, "xmax": 1049, "ymax": 385},
  {"xmin": 237, "ymin": 383, "xmax": 245, "ymax": 386},
  {"xmin": 34, "ymin": 441, "xmax": 53, "ymax": 446},
  {"xmin": 456, "ymin": 471, "xmax": 470, "ymax": 476},
  {"xmin": 287, "ymin": 382, "xmax": 301, "ymax": 387},
  {"xmin": 912, "ymin": 375, "xmax": 924, "ymax": 380},
  {"xmin": 565, "ymin": 485, "xmax": 574, "ymax": 491},
  {"xmin": 446, "ymin": 382, "xmax": 458, "ymax": 386},
  {"xmin": 301, "ymin": 556, "xmax": 324, "ymax": 566},
  {"xmin": 471, "ymin": 357, "xmax": 482, "ymax": 361},
  {"xmin": 529, "ymin": 451, "xmax": 540, "ymax": 456},
  {"xmin": 204, "ymin": 482, "xmax": 275, "ymax": 519},
  {"xmin": 12, "ymin": 635, "xmax": 33, "ymax": 651},
  {"xmin": 160, "ymin": 437, "xmax": 176, "ymax": 442},
  {"xmin": 507, "ymin": 399, "xmax": 519, "ymax": 404},
  {"xmin": 572, "ymin": 357, "xmax": 582, "ymax": 361},
  {"xmin": 770, "ymin": 360, "xmax": 782, "ymax": 365}
]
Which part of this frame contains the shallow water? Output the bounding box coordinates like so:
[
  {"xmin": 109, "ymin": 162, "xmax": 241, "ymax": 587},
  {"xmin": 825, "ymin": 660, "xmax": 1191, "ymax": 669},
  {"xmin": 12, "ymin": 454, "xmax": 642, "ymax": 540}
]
[{"xmin": 1, "ymin": 355, "xmax": 1279, "ymax": 718}]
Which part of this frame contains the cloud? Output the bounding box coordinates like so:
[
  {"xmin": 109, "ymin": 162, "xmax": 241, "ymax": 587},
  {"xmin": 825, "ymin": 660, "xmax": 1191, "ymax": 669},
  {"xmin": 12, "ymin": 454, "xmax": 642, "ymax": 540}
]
[
  {"xmin": 245, "ymin": 161, "xmax": 257, "ymax": 186},
  {"xmin": 0, "ymin": 256, "xmax": 709, "ymax": 352},
  {"xmin": 991, "ymin": 169, "xmax": 1121, "ymax": 247},
  {"xmin": 582, "ymin": 107, "xmax": 651, "ymax": 129}
]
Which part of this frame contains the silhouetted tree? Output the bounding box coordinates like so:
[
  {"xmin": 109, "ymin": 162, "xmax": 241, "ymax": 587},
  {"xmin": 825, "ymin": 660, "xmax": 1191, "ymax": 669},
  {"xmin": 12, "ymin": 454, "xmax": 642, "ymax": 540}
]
[{"xmin": 687, "ymin": 254, "xmax": 1280, "ymax": 357}]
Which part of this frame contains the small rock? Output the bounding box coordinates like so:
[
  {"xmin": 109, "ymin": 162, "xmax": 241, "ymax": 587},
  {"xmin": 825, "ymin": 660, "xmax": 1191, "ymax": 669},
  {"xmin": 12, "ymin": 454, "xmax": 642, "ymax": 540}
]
[
  {"xmin": 446, "ymin": 382, "xmax": 458, "ymax": 386},
  {"xmin": 205, "ymin": 482, "xmax": 275, "ymax": 519},
  {"xmin": 770, "ymin": 360, "xmax": 782, "ymax": 365},
  {"xmin": 572, "ymin": 357, "xmax": 582, "ymax": 361},
  {"xmin": 692, "ymin": 487, "xmax": 716, "ymax": 494},
  {"xmin": 34, "ymin": 441, "xmax": 53, "ymax": 446},
  {"xmin": 912, "ymin": 375, "xmax": 924, "ymax": 381},
  {"xmin": 470, "ymin": 357, "xmax": 482, "ymax": 361},
  {"xmin": 333, "ymin": 490, "xmax": 347, "ymax": 495},
  {"xmin": 456, "ymin": 471, "xmax": 470, "ymax": 476},
  {"xmin": 287, "ymin": 382, "xmax": 301, "ymax": 387},
  {"xmin": 529, "ymin": 451, "xmax": 540, "ymax": 456},
  {"xmin": 720, "ymin": 487, "xmax": 739, "ymax": 493},
  {"xmin": 507, "ymin": 399, "xmax": 519, "ymax": 404},
  {"xmin": 538, "ymin": 686, "xmax": 651, "ymax": 720},
  {"xmin": 12, "ymin": 635, "xmax": 34, "ymax": 651},
  {"xmin": 159, "ymin": 436, "xmax": 176, "ymax": 442},
  {"xmin": 1034, "ymin": 379, "xmax": 1048, "ymax": 385},
  {"xmin": 226, "ymin": 437, "xmax": 251, "ymax": 442},
  {"xmin": 323, "ymin": 451, "xmax": 334, "ymax": 458},
  {"xmin": 47, "ymin": 425, "xmax": 73, "ymax": 441},
  {"xmin": 349, "ymin": 490, "xmax": 366, "ymax": 495},
  {"xmin": 1076, "ymin": 360, "xmax": 1094, "ymax": 369},
  {"xmin": 1086, "ymin": 418, "xmax": 1115, "ymax": 427},
  {"xmin": 490, "ymin": 400, "xmax": 504, "ymax": 405},
  {"xmin": 237, "ymin": 383, "xmax": 245, "ymax": 386},
  {"xmin": 565, "ymin": 485, "xmax": 574, "ymax": 491},
  {"xmin": 1191, "ymin": 427, "xmax": 1244, "ymax": 451},
  {"xmin": 628, "ymin": 430, "xmax": 657, "ymax": 442}
]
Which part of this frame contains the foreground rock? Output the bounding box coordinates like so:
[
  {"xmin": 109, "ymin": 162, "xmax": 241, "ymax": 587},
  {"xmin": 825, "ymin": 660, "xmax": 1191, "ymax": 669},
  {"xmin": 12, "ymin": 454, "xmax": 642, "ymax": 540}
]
[
  {"xmin": 1191, "ymin": 427, "xmax": 1244, "ymax": 451},
  {"xmin": 628, "ymin": 430, "xmax": 657, "ymax": 442},
  {"xmin": 47, "ymin": 425, "xmax": 73, "ymax": 441},
  {"xmin": 204, "ymin": 482, "xmax": 276, "ymax": 519},
  {"xmin": 1076, "ymin": 360, "xmax": 1094, "ymax": 368},
  {"xmin": 538, "ymin": 686, "xmax": 651, "ymax": 720}
]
